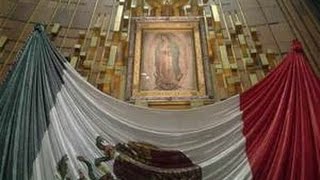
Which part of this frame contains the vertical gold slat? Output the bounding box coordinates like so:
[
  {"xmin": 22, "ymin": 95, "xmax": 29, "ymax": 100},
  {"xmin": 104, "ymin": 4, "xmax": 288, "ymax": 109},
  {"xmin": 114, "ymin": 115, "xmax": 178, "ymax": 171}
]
[{"xmin": 210, "ymin": 5, "xmax": 221, "ymax": 31}]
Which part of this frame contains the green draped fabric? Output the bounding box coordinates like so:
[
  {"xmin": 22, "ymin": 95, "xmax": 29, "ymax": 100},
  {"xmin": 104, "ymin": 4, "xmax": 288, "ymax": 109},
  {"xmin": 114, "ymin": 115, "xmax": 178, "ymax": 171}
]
[{"xmin": 0, "ymin": 24, "xmax": 66, "ymax": 180}]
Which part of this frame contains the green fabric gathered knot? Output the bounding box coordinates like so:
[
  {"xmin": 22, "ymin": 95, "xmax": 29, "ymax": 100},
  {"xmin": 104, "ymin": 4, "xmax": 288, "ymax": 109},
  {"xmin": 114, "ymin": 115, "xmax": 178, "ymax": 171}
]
[{"xmin": 34, "ymin": 23, "xmax": 45, "ymax": 32}]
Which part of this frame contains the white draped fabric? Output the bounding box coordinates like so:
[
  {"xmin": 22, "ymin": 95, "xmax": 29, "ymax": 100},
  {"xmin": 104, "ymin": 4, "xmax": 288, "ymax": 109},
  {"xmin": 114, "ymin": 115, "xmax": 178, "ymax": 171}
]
[{"xmin": 30, "ymin": 61, "xmax": 251, "ymax": 179}]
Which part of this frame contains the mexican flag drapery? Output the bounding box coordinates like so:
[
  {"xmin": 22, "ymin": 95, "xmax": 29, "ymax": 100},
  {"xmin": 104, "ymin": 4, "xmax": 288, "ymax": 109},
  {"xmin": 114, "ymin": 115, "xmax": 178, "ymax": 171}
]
[{"xmin": 0, "ymin": 25, "xmax": 319, "ymax": 180}]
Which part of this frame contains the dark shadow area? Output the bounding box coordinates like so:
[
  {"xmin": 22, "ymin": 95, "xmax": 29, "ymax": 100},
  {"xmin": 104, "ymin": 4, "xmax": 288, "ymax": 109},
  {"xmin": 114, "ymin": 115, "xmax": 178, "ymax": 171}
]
[{"xmin": 306, "ymin": 0, "xmax": 320, "ymax": 21}]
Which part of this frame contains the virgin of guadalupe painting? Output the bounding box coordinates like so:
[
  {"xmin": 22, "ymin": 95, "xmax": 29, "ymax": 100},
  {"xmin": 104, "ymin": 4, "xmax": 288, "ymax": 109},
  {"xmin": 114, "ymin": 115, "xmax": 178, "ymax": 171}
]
[
  {"xmin": 140, "ymin": 30, "xmax": 197, "ymax": 91},
  {"xmin": 154, "ymin": 34, "xmax": 183, "ymax": 90}
]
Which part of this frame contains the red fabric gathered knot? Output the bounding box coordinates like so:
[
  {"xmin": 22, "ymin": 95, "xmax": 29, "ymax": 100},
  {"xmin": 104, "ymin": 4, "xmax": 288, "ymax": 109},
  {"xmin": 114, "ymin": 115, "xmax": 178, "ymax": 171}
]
[{"xmin": 291, "ymin": 39, "xmax": 303, "ymax": 53}]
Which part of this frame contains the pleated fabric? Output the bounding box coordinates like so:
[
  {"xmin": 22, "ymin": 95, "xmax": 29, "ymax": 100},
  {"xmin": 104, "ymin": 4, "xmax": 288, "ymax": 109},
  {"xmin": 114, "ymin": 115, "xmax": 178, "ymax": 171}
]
[
  {"xmin": 241, "ymin": 40, "xmax": 320, "ymax": 180},
  {"xmin": 0, "ymin": 24, "xmax": 67, "ymax": 180},
  {"xmin": 0, "ymin": 25, "xmax": 319, "ymax": 180}
]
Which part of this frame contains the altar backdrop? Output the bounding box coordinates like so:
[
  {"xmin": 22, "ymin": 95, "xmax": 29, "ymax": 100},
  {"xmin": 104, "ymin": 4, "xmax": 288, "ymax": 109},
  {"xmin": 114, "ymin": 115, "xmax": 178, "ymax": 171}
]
[{"xmin": 0, "ymin": 25, "xmax": 319, "ymax": 180}]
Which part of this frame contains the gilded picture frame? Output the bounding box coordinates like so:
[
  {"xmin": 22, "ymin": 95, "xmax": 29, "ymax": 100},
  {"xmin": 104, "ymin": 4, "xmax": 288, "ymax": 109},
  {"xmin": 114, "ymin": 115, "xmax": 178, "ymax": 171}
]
[{"xmin": 126, "ymin": 17, "xmax": 212, "ymax": 101}]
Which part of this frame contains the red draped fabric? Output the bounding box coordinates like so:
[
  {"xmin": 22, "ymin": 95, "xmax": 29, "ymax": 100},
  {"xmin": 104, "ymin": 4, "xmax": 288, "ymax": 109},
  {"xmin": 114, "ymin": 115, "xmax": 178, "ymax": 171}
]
[{"xmin": 240, "ymin": 40, "xmax": 320, "ymax": 179}]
